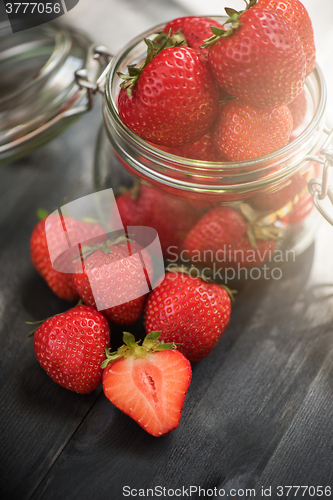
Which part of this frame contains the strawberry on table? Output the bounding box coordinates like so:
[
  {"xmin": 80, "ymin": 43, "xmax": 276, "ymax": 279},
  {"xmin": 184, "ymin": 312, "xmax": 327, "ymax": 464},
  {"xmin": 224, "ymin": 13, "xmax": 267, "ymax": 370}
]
[
  {"xmin": 102, "ymin": 331, "xmax": 192, "ymax": 437},
  {"xmin": 183, "ymin": 206, "xmax": 280, "ymax": 270},
  {"xmin": 144, "ymin": 271, "xmax": 232, "ymax": 363},
  {"xmin": 33, "ymin": 305, "xmax": 110, "ymax": 394},
  {"xmin": 118, "ymin": 40, "xmax": 219, "ymax": 147},
  {"xmin": 72, "ymin": 236, "xmax": 152, "ymax": 325},
  {"xmin": 211, "ymin": 100, "xmax": 293, "ymax": 161},
  {"xmin": 258, "ymin": 0, "xmax": 315, "ymax": 76},
  {"xmin": 204, "ymin": 2, "xmax": 306, "ymax": 108},
  {"xmin": 30, "ymin": 215, "xmax": 104, "ymax": 301},
  {"xmin": 163, "ymin": 16, "xmax": 225, "ymax": 63}
]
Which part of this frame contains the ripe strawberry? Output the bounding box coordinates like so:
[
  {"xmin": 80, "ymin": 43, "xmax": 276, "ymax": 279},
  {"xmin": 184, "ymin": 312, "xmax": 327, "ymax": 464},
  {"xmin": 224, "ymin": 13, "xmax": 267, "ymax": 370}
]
[
  {"xmin": 282, "ymin": 190, "xmax": 314, "ymax": 224},
  {"xmin": 258, "ymin": 0, "xmax": 315, "ymax": 76},
  {"xmin": 103, "ymin": 331, "xmax": 192, "ymax": 437},
  {"xmin": 72, "ymin": 238, "xmax": 152, "ymax": 325},
  {"xmin": 205, "ymin": 4, "xmax": 306, "ymax": 108},
  {"xmin": 252, "ymin": 161, "xmax": 316, "ymax": 219},
  {"xmin": 114, "ymin": 184, "xmax": 200, "ymax": 258},
  {"xmin": 288, "ymin": 89, "xmax": 308, "ymax": 131},
  {"xmin": 30, "ymin": 215, "xmax": 104, "ymax": 301},
  {"xmin": 163, "ymin": 16, "xmax": 225, "ymax": 63},
  {"xmin": 144, "ymin": 272, "xmax": 231, "ymax": 363},
  {"xmin": 251, "ymin": 172, "xmax": 308, "ymax": 212},
  {"xmin": 118, "ymin": 45, "xmax": 219, "ymax": 147},
  {"xmin": 168, "ymin": 132, "xmax": 228, "ymax": 162},
  {"xmin": 183, "ymin": 206, "xmax": 279, "ymax": 269},
  {"xmin": 211, "ymin": 100, "xmax": 293, "ymax": 161},
  {"xmin": 33, "ymin": 305, "xmax": 110, "ymax": 393}
]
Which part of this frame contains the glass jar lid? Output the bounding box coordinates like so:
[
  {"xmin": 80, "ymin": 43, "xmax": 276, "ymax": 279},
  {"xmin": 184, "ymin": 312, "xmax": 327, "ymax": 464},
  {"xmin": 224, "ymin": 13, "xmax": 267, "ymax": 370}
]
[{"xmin": 0, "ymin": 21, "xmax": 100, "ymax": 164}]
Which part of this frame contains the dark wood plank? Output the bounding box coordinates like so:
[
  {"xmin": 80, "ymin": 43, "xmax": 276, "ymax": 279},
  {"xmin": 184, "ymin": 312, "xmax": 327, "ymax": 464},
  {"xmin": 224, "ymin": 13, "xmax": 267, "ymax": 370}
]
[
  {"xmin": 0, "ymin": 106, "xmax": 106, "ymax": 500},
  {"xmin": 30, "ymin": 242, "xmax": 333, "ymax": 499},
  {"xmin": 2, "ymin": 1, "xmax": 333, "ymax": 499}
]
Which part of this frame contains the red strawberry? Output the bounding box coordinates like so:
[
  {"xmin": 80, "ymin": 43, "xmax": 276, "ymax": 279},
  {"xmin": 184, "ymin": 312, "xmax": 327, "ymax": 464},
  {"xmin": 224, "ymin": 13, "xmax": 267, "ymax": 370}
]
[
  {"xmin": 144, "ymin": 272, "xmax": 231, "ymax": 363},
  {"xmin": 183, "ymin": 206, "xmax": 279, "ymax": 269},
  {"xmin": 251, "ymin": 172, "xmax": 308, "ymax": 212},
  {"xmin": 252, "ymin": 161, "xmax": 316, "ymax": 219},
  {"xmin": 33, "ymin": 305, "xmax": 110, "ymax": 394},
  {"xmin": 118, "ymin": 45, "xmax": 218, "ymax": 147},
  {"xmin": 211, "ymin": 100, "xmax": 293, "ymax": 161},
  {"xmin": 163, "ymin": 16, "xmax": 225, "ymax": 63},
  {"xmin": 72, "ymin": 238, "xmax": 152, "ymax": 325},
  {"xmin": 114, "ymin": 184, "xmax": 200, "ymax": 258},
  {"xmin": 168, "ymin": 132, "xmax": 228, "ymax": 162},
  {"xmin": 282, "ymin": 190, "xmax": 314, "ymax": 224},
  {"xmin": 206, "ymin": 5, "xmax": 306, "ymax": 108},
  {"xmin": 102, "ymin": 331, "xmax": 192, "ymax": 437},
  {"xmin": 288, "ymin": 89, "xmax": 308, "ymax": 132},
  {"xmin": 30, "ymin": 215, "xmax": 104, "ymax": 301},
  {"xmin": 258, "ymin": 0, "xmax": 315, "ymax": 76}
]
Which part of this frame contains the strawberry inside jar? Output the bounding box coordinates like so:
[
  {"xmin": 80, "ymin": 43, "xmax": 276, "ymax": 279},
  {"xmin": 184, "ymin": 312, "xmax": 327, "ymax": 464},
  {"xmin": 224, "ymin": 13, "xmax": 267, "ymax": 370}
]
[{"xmin": 93, "ymin": 8, "xmax": 327, "ymax": 284}]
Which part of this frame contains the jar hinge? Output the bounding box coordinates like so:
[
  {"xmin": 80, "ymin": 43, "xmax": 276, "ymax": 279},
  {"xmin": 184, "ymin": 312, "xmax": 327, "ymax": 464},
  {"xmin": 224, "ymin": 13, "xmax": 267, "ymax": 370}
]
[
  {"xmin": 74, "ymin": 46, "xmax": 114, "ymax": 109},
  {"xmin": 307, "ymin": 126, "xmax": 333, "ymax": 226}
]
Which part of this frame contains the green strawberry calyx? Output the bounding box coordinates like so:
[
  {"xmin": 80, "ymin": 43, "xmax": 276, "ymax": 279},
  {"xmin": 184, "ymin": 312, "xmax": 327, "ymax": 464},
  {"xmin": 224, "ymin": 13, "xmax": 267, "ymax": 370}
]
[
  {"xmin": 201, "ymin": 0, "xmax": 258, "ymax": 48},
  {"xmin": 77, "ymin": 235, "xmax": 133, "ymax": 262},
  {"xmin": 117, "ymin": 30, "xmax": 187, "ymax": 98},
  {"xmin": 26, "ymin": 299, "xmax": 83, "ymax": 337},
  {"xmin": 101, "ymin": 331, "xmax": 177, "ymax": 368},
  {"xmin": 238, "ymin": 203, "xmax": 284, "ymax": 249}
]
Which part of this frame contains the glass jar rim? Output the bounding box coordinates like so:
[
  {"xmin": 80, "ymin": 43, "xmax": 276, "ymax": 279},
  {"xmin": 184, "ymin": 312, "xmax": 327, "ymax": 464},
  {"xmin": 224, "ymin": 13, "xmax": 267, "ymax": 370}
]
[
  {"xmin": 103, "ymin": 18, "xmax": 327, "ymax": 193},
  {"xmin": 0, "ymin": 22, "xmax": 100, "ymax": 165},
  {"xmin": 0, "ymin": 22, "xmax": 68, "ymax": 106}
]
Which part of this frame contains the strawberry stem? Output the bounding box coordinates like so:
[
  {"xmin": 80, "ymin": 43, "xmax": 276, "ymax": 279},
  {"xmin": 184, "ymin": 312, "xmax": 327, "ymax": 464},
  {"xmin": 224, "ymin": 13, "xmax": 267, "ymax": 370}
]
[
  {"xmin": 201, "ymin": 0, "xmax": 258, "ymax": 48},
  {"xmin": 36, "ymin": 208, "xmax": 49, "ymax": 220},
  {"xmin": 26, "ymin": 298, "xmax": 83, "ymax": 337},
  {"xmin": 101, "ymin": 331, "xmax": 177, "ymax": 369},
  {"xmin": 117, "ymin": 30, "xmax": 187, "ymax": 98}
]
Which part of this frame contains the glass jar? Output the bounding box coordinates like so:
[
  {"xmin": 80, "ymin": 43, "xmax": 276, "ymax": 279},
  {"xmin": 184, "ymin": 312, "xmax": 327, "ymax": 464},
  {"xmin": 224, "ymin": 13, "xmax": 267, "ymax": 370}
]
[
  {"xmin": 0, "ymin": 21, "xmax": 100, "ymax": 164},
  {"xmin": 90, "ymin": 19, "xmax": 331, "ymax": 285}
]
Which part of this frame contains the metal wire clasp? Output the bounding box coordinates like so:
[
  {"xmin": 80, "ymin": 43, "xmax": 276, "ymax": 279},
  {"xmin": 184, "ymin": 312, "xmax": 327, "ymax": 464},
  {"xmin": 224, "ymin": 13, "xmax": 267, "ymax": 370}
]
[
  {"xmin": 74, "ymin": 46, "xmax": 114, "ymax": 110},
  {"xmin": 307, "ymin": 126, "xmax": 333, "ymax": 226}
]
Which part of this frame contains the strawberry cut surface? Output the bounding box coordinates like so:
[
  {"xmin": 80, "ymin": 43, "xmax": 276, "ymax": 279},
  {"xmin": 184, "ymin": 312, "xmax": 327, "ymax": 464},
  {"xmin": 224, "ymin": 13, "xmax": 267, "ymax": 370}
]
[{"xmin": 103, "ymin": 349, "xmax": 192, "ymax": 437}]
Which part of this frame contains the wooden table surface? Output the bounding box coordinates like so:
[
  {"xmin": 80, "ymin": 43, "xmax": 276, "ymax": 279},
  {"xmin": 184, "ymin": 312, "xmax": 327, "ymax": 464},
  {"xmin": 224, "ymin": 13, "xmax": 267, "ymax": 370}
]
[{"xmin": 1, "ymin": 1, "xmax": 333, "ymax": 499}]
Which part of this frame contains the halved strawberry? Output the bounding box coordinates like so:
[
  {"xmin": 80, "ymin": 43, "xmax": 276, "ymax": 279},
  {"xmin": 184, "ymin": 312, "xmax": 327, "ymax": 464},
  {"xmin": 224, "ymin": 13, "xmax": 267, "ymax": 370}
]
[{"xmin": 102, "ymin": 332, "xmax": 192, "ymax": 437}]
